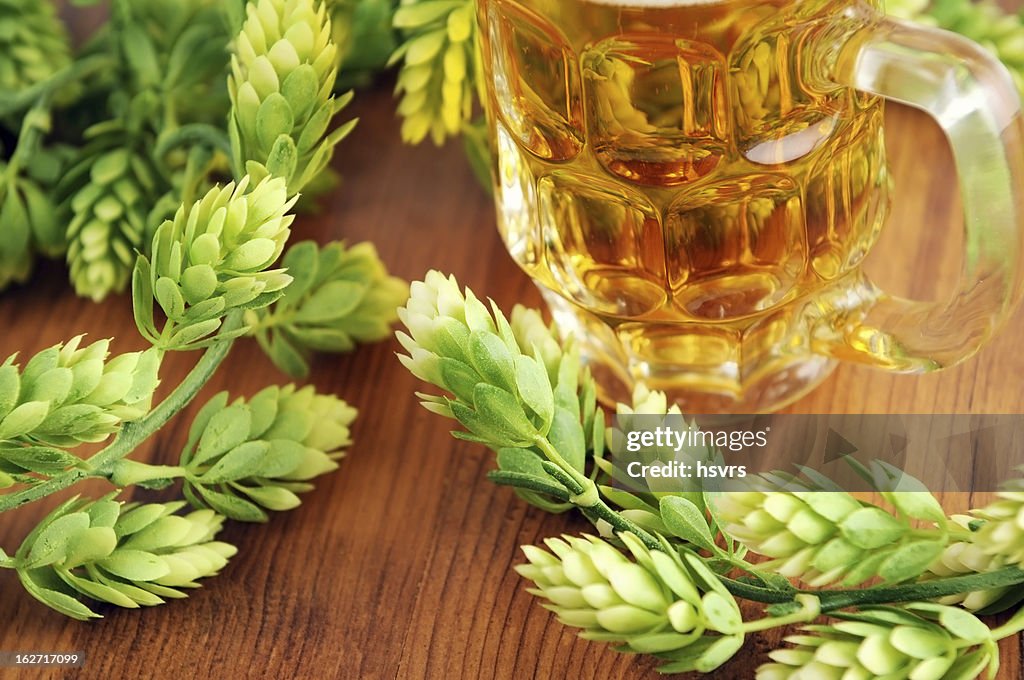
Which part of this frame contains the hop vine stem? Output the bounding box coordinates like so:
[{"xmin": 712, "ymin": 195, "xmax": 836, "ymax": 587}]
[{"xmin": 0, "ymin": 311, "xmax": 244, "ymax": 515}]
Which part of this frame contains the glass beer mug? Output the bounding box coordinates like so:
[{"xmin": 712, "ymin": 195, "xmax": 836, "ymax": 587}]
[{"xmin": 476, "ymin": 0, "xmax": 1024, "ymax": 412}]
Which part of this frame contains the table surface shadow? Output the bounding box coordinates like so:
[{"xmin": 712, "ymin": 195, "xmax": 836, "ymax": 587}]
[{"xmin": 0, "ymin": 79, "xmax": 1022, "ymax": 679}]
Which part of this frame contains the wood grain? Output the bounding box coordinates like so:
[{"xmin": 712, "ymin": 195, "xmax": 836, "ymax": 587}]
[{"xmin": 1, "ymin": 80, "xmax": 1023, "ymax": 679}]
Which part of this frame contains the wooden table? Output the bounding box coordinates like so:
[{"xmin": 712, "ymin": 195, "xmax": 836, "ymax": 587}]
[{"xmin": 2, "ymin": 74, "xmax": 1023, "ymax": 679}]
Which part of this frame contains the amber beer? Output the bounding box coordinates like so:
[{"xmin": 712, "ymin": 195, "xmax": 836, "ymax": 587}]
[{"xmin": 477, "ymin": 0, "xmax": 891, "ymax": 412}]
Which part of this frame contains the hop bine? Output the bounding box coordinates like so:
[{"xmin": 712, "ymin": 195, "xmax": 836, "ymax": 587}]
[
  {"xmin": 133, "ymin": 175, "xmax": 296, "ymax": 351},
  {"xmin": 390, "ymin": 0, "xmax": 478, "ymax": 145},
  {"xmin": 6, "ymin": 494, "xmax": 235, "ymax": 620},
  {"xmin": 246, "ymin": 240, "xmax": 408, "ymax": 378},
  {"xmin": 228, "ymin": 0, "xmax": 356, "ymax": 194}
]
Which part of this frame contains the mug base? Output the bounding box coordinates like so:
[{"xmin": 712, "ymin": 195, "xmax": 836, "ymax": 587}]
[{"xmin": 539, "ymin": 287, "xmax": 837, "ymax": 414}]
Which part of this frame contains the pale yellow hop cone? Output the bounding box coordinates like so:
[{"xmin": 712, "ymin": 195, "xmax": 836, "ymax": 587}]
[
  {"xmin": 757, "ymin": 603, "xmax": 998, "ymax": 680},
  {"xmin": 516, "ymin": 532, "xmax": 745, "ymax": 674},
  {"xmin": 924, "ymin": 515, "xmax": 1011, "ymax": 611},
  {"xmin": 13, "ymin": 494, "xmax": 237, "ymax": 620},
  {"xmin": 713, "ymin": 489, "xmax": 945, "ymax": 587}
]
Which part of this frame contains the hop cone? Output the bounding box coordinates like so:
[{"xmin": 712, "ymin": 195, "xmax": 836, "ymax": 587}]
[
  {"xmin": 111, "ymin": 0, "xmax": 232, "ymax": 128},
  {"xmin": 757, "ymin": 603, "xmax": 998, "ymax": 680},
  {"xmin": 924, "ymin": 515, "xmax": 1012, "ymax": 612},
  {"xmin": 248, "ymin": 240, "xmax": 408, "ymax": 378},
  {"xmin": 714, "ymin": 489, "xmax": 946, "ymax": 587},
  {"xmin": 177, "ymin": 384, "xmax": 355, "ymax": 522},
  {"xmin": 927, "ymin": 0, "xmax": 1024, "ymax": 95},
  {"xmin": 391, "ymin": 0, "xmax": 477, "ymax": 145},
  {"xmin": 60, "ymin": 143, "xmax": 162, "ymax": 302},
  {"xmin": 135, "ymin": 175, "xmax": 296, "ymax": 351},
  {"xmin": 972, "ymin": 477, "xmax": 1024, "ymax": 568},
  {"xmin": 0, "ymin": 0, "xmax": 71, "ymax": 96},
  {"xmin": 11, "ymin": 494, "xmax": 236, "ymax": 620},
  {"xmin": 517, "ymin": 533, "xmax": 745, "ymax": 674},
  {"xmin": 228, "ymin": 0, "xmax": 355, "ymax": 194},
  {"xmin": 397, "ymin": 271, "xmax": 563, "ymax": 447},
  {"xmin": 0, "ymin": 335, "xmax": 160, "ymax": 450}
]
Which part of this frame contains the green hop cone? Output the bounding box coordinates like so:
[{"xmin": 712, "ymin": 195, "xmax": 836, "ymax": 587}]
[
  {"xmin": 972, "ymin": 477, "xmax": 1024, "ymax": 568},
  {"xmin": 228, "ymin": 0, "xmax": 356, "ymax": 194},
  {"xmin": 390, "ymin": 0, "xmax": 477, "ymax": 145},
  {"xmin": 757, "ymin": 603, "xmax": 998, "ymax": 680},
  {"xmin": 0, "ymin": 0, "xmax": 71, "ymax": 98},
  {"xmin": 11, "ymin": 494, "xmax": 236, "ymax": 620},
  {"xmin": 0, "ymin": 335, "xmax": 160, "ymax": 451},
  {"xmin": 246, "ymin": 240, "xmax": 408, "ymax": 378},
  {"xmin": 60, "ymin": 142, "xmax": 163, "ymax": 302},
  {"xmin": 516, "ymin": 532, "xmax": 745, "ymax": 674},
  {"xmin": 134, "ymin": 175, "xmax": 296, "ymax": 351},
  {"xmin": 397, "ymin": 271, "xmax": 559, "ymax": 449},
  {"xmin": 713, "ymin": 488, "xmax": 947, "ymax": 587},
  {"xmin": 176, "ymin": 384, "xmax": 355, "ymax": 522}
]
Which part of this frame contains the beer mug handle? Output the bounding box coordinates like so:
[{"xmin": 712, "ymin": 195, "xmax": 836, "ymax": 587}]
[{"xmin": 823, "ymin": 14, "xmax": 1024, "ymax": 371}]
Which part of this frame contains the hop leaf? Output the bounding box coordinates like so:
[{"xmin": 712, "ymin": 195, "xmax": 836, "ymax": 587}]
[
  {"xmin": 12, "ymin": 494, "xmax": 236, "ymax": 620},
  {"xmin": 0, "ymin": 104, "xmax": 65, "ymax": 291},
  {"xmin": 133, "ymin": 175, "xmax": 296, "ymax": 351},
  {"xmin": 757, "ymin": 604, "xmax": 998, "ymax": 680},
  {"xmin": 713, "ymin": 487, "xmax": 947, "ymax": 587},
  {"xmin": 0, "ymin": 336, "xmax": 161, "ymax": 451},
  {"xmin": 390, "ymin": 0, "xmax": 477, "ymax": 145},
  {"xmin": 180, "ymin": 384, "xmax": 356, "ymax": 522},
  {"xmin": 247, "ymin": 240, "xmax": 408, "ymax": 378},
  {"xmin": 0, "ymin": 0, "xmax": 71, "ymax": 97},
  {"xmin": 228, "ymin": 0, "xmax": 355, "ymax": 194},
  {"xmin": 517, "ymin": 532, "xmax": 745, "ymax": 674},
  {"xmin": 58, "ymin": 133, "xmax": 164, "ymax": 302}
]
